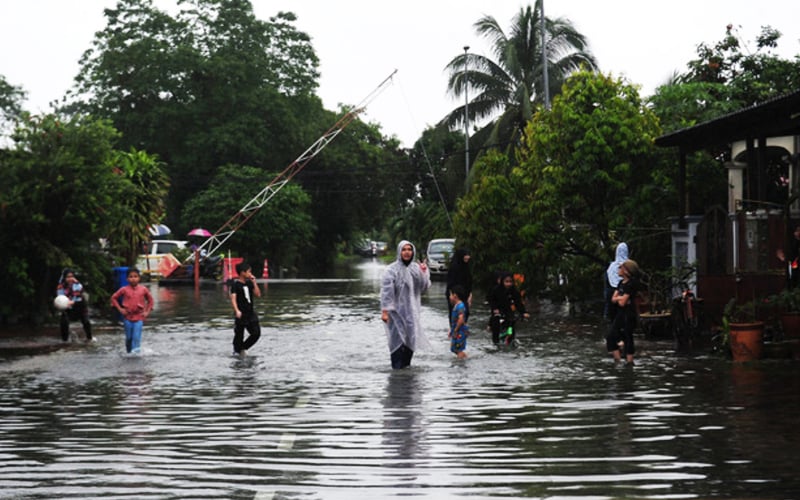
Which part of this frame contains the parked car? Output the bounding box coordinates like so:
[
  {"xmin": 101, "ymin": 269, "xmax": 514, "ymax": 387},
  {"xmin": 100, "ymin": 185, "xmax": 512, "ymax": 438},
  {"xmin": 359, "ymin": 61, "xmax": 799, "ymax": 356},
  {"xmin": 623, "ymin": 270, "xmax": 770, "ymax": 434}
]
[{"xmin": 426, "ymin": 238, "xmax": 455, "ymax": 277}]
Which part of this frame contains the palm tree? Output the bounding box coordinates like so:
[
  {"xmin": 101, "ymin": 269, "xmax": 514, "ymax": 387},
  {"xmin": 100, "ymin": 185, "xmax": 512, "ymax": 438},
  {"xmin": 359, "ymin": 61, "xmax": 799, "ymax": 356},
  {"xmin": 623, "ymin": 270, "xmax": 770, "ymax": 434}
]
[{"xmin": 443, "ymin": 1, "xmax": 597, "ymax": 154}]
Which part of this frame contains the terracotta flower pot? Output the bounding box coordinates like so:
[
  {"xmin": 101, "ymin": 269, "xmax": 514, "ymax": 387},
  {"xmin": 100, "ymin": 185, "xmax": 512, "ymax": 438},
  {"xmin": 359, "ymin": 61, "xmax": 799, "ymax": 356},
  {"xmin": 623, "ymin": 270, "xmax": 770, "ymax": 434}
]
[
  {"xmin": 729, "ymin": 321, "xmax": 764, "ymax": 362},
  {"xmin": 779, "ymin": 312, "xmax": 800, "ymax": 339}
]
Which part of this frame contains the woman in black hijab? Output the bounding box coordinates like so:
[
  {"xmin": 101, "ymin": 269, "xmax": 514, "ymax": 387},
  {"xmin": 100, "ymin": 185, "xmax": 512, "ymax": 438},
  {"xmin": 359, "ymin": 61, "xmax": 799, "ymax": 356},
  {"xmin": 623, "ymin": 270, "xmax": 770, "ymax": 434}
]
[{"xmin": 445, "ymin": 248, "xmax": 472, "ymax": 317}]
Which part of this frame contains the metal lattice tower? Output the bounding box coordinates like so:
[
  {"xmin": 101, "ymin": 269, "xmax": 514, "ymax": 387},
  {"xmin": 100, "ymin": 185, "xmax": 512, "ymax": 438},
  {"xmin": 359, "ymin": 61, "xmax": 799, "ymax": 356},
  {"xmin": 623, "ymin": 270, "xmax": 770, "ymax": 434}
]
[{"xmin": 189, "ymin": 70, "xmax": 397, "ymax": 261}]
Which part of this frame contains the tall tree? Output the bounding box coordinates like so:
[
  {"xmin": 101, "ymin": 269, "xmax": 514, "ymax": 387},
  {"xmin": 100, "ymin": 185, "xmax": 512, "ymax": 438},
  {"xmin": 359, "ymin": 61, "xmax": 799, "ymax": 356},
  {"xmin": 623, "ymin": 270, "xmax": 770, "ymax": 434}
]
[
  {"xmin": 517, "ymin": 71, "xmax": 664, "ymax": 300},
  {"xmin": 108, "ymin": 148, "xmax": 170, "ymax": 265},
  {"xmin": 452, "ymin": 150, "xmax": 525, "ymax": 290},
  {"xmin": 442, "ymin": 1, "xmax": 597, "ymax": 159},
  {"xmin": 682, "ymin": 24, "xmax": 800, "ymax": 106},
  {"xmin": 67, "ymin": 0, "xmax": 322, "ymax": 230}
]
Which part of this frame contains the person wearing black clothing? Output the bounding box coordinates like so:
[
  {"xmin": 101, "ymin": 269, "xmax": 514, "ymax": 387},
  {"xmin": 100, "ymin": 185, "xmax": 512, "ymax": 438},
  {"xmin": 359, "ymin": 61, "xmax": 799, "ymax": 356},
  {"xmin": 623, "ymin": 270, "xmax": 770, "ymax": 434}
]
[
  {"xmin": 445, "ymin": 248, "xmax": 472, "ymax": 318},
  {"xmin": 488, "ymin": 272, "xmax": 529, "ymax": 345},
  {"xmin": 229, "ymin": 262, "xmax": 261, "ymax": 356},
  {"xmin": 56, "ymin": 269, "xmax": 93, "ymax": 342},
  {"xmin": 606, "ymin": 259, "xmax": 641, "ymax": 364}
]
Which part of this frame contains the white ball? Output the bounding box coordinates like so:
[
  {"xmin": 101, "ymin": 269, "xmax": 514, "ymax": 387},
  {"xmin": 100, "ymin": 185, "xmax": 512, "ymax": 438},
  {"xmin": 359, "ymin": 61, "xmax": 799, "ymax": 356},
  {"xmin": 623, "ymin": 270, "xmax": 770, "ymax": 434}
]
[{"xmin": 53, "ymin": 295, "xmax": 70, "ymax": 311}]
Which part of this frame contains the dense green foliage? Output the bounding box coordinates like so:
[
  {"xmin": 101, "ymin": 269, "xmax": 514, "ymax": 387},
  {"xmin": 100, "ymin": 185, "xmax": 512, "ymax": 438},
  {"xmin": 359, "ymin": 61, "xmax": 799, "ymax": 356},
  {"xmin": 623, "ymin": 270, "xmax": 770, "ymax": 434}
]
[
  {"xmin": 68, "ymin": 0, "xmax": 322, "ymax": 223},
  {"xmin": 683, "ymin": 25, "xmax": 800, "ymax": 104},
  {"xmin": 455, "ymin": 72, "xmax": 667, "ymax": 301},
  {"xmin": 452, "ymin": 151, "xmax": 524, "ymax": 290},
  {"xmin": 109, "ymin": 148, "xmax": 170, "ymax": 265},
  {"xmin": 0, "ymin": 115, "xmax": 167, "ymax": 324},
  {"xmin": 521, "ymin": 72, "xmax": 665, "ymax": 296}
]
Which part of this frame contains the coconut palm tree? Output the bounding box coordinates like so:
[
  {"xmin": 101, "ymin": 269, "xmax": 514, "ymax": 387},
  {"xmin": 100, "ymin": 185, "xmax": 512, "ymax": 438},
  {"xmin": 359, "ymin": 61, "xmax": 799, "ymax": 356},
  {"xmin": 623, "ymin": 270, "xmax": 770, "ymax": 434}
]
[{"xmin": 443, "ymin": 1, "xmax": 597, "ymax": 154}]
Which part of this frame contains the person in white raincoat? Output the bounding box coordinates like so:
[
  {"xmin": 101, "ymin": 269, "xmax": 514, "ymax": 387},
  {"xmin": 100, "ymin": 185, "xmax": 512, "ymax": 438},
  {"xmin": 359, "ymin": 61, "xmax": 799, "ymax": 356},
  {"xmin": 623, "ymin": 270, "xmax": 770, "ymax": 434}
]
[{"xmin": 380, "ymin": 240, "xmax": 431, "ymax": 369}]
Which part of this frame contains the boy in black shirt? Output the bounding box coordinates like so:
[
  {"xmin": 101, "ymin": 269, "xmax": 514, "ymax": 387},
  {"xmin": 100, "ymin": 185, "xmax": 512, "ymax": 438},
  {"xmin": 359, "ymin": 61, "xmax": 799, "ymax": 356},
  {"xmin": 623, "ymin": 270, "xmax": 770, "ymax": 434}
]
[{"xmin": 230, "ymin": 262, "xmax": 261, "ymax": 356}]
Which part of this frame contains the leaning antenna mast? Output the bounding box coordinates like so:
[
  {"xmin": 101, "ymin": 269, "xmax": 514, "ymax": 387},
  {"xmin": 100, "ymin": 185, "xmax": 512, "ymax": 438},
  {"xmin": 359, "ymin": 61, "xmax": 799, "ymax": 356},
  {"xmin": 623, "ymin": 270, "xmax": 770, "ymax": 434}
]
[{"xmin": 189, "ymin": 70, "xmax": 398, "ymax": 261}]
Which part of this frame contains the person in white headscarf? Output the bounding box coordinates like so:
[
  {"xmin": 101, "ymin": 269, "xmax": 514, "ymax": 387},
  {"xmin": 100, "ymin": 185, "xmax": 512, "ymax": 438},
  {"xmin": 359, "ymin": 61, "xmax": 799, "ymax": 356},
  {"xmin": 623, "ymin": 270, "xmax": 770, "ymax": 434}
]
[
  {"xmin": 380, "ymin": 240, "xmax": 431, "ymax": 369},
  {"xmin": 605, "ymin": 242, "xmax": 629, "ymax": 321}
]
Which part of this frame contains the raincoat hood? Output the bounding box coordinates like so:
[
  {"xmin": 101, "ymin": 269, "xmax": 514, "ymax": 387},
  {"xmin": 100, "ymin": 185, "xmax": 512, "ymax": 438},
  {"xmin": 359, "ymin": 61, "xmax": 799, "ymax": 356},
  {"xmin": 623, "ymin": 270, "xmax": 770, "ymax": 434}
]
[
  {"xmin": 607, "ymin": 242, "xmax": 629, "ymax": 288},
  {"xmin": 395, "ymin": 240, "xmax": 417, "ymax": 264}
]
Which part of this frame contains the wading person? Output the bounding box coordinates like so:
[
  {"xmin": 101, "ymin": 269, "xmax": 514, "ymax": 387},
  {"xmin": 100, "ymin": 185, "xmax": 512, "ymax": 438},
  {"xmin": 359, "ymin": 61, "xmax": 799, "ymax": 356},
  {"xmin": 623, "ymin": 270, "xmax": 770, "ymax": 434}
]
[
  {"xmin": 230, "ymin": 262, "xmax": 261, "ymax": 357},
  {"xmin": 488, "ymin": 272, "xmax": 529, "ymax": 346},
  {"xmin": 606, "ymin": 259, "xmax": 641, "ymax": 364},
  {"xmin": 445, "ymin": 247, "xmax": 472, "ymax": 319},
  {"xmin": 380, "ymin": 240, "xmax": 431, "ymax": 369},
  {"xmin": 110, "ymin": 268, "xmax": 153, "ymax": 354},
  {"xmin": 56, "ymin": 268, "xmax": 93, "ymax": 342},
  {"xmin": 448, "ymin": 284, "xmax": 469, "ymax": 359}
]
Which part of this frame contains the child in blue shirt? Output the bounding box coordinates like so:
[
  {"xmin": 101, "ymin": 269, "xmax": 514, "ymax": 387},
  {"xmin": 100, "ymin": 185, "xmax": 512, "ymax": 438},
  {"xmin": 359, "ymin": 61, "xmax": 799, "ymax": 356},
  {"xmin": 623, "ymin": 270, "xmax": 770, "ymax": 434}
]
[{"xmin": 448, "ymin": 284, "xmax": 469, "ymax": 359}]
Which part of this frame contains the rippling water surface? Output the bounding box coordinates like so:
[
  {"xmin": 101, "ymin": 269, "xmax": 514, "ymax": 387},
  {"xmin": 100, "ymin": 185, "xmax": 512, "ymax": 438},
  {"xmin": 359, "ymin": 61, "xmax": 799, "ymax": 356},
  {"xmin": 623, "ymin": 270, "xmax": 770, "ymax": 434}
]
[{"xmin": 1, "ymin": 260, "xmax": 799, "ymax": 499}]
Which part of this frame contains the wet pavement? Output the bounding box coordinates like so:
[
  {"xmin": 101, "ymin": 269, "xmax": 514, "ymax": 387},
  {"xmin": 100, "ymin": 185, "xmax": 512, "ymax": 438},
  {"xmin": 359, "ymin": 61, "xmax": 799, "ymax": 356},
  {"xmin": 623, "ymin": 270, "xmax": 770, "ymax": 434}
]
[{"xmin": 1, "ymin": 260, "xmax": 799, "ymax": 499}]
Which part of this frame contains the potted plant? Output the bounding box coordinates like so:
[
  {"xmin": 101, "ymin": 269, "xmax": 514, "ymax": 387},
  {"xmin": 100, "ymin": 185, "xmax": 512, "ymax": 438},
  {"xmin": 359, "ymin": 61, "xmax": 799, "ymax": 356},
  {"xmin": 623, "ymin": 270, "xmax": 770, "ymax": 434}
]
[
  {"xmin": 766, "ymin": 286, "xmax": 800, "ymax": 339},
  {"xmin": 722, "ymin": 297, "xmax": 764, "ymax": 362}
]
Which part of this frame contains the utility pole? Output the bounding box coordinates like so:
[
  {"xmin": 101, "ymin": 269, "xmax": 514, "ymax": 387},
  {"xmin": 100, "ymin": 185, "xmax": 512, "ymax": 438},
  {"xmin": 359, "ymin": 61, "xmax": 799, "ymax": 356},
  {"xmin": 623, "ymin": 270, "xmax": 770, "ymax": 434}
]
[
  {"xmin": 463, "ymin": 45, "xmax": 470, "ymax": 185},
  {"xmin": 541, "ymin": 1, "xmax": 550, "ymax": 109}
]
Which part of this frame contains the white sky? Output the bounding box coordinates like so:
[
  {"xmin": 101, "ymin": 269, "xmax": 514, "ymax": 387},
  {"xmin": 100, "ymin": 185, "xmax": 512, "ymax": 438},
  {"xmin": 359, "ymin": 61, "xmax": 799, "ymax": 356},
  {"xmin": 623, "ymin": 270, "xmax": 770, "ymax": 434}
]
[{"xmin": 1, "ymin": 1, "xmax": 798, "ymax": 147}]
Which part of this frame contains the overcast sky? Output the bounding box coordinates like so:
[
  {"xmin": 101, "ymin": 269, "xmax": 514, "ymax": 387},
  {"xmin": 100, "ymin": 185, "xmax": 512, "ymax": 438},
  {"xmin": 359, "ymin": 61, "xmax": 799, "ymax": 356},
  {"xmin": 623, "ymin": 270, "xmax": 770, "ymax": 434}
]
[{"xmin": 1, "ymin": 1, "xmax": 798, "ymax": 147}]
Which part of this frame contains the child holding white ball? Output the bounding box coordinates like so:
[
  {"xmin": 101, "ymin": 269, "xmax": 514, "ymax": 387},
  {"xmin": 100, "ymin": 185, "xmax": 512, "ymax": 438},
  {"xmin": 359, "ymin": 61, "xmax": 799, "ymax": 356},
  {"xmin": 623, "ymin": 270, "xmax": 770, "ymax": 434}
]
[{"xmin": 56, "ymin": 269, "xmax": 93, "ymax": 342}]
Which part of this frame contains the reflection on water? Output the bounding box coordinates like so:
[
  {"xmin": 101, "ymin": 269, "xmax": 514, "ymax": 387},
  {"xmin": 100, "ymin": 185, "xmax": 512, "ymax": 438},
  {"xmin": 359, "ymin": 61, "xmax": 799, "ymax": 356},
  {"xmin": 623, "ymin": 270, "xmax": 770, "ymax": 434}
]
[
  {"xmin": 382, "ymin": 370, "xmax": 423, "ymax": 469},
  {"xmin": 1, "ymin": 260, "xmax": 799, "ymax": 498}
]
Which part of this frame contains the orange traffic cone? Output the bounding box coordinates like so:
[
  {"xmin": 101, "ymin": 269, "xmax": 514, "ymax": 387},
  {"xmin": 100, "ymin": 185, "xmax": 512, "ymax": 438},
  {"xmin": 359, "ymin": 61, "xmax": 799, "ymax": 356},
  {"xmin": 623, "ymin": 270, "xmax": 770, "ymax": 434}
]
[{"xmin": 262, "ymin": 259, "xmax": 269, "ymax": 279}]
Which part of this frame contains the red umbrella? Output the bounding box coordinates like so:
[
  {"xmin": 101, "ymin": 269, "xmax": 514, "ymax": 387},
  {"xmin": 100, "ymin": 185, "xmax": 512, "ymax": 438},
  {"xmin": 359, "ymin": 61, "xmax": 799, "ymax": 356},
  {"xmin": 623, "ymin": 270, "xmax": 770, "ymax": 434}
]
[{"xmin": 188, "ymin": 228, "xmax": 212, "ymax": 237}]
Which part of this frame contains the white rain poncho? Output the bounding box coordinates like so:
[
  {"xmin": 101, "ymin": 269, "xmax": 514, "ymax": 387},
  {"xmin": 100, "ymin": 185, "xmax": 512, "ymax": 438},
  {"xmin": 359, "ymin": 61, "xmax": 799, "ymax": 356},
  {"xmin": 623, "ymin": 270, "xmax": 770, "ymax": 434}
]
[
  {"xmin": 607, "ymin": 242, "xmax": 629, "ymax": 288},
  {"xmin": 380, "ymin": 240, "xmax": 431, "ymax": 354}
]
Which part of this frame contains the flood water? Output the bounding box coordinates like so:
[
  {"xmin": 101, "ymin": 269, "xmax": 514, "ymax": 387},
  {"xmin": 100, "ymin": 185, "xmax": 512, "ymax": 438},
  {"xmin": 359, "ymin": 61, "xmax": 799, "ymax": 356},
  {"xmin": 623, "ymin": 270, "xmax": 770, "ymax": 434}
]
[{"xmin": 1, "ymin": 260, "xmax": 799, "ymax": 499}]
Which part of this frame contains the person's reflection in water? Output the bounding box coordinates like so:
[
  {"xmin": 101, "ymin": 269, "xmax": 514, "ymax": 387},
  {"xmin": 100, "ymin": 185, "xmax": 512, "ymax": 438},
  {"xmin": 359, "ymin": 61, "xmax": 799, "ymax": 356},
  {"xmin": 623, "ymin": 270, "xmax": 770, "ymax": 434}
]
[
  {"xmin": 117, "ymin": 369, "xmax": 154, "ymax": 443},
  {"xmin": 382, "ymin": 370, "xmax": 424, "ymax": 476}
]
